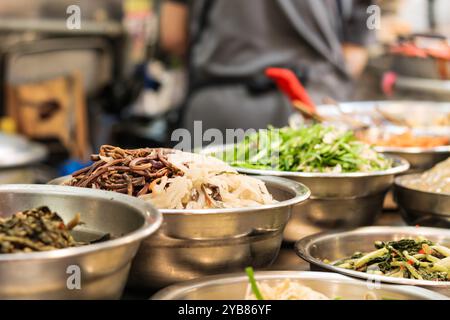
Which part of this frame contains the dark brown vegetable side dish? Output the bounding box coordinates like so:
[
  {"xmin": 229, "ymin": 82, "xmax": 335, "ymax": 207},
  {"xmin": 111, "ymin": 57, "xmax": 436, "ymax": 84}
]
[
  {"xmin": 68, "ymin": 145, "xmax": 182, "ymax": 197},
  {"xmin": 0, "ymin": 207, "xmax": 83, "ymax": 253}
]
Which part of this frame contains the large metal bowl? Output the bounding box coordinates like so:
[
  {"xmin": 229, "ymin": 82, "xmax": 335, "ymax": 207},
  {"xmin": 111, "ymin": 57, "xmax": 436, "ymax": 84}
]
[
  {"xmin": 50, "ymin": 175, "xmax": 310, "ymax": 289},
  {"xmin": 0, "ymin": 184, "xmax": 162, "ymax": 299},
  {"xmin": 152, "ymin": 271, "xmax": 448, "ymax": 300},
  {"xmin": 295, "ymin": 226, "xmax": 450, "ymax": 295},
  {"xmin": 394, "ymin": 174, "xmax": 450, "ymax": 227},
  {"xmin": 202, "ymin": 146, "xmax": 409, "ymax": 241},
  {"xmin": 375, "ymin": 145, "xmax": 450, "ymax": 174},
  {"xmin": 129, "ymin": 176, "xmax": 309, "ymax": 289}
]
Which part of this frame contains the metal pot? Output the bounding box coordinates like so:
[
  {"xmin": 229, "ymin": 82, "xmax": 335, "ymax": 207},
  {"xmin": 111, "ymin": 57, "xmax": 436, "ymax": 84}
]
[
  {"xmin": 49, "ymin": 175, "xmax": 310, "ymax": 289},
  {"xmin": 128, "ymin": 176, "xmax": 310, "ymax": 289}
]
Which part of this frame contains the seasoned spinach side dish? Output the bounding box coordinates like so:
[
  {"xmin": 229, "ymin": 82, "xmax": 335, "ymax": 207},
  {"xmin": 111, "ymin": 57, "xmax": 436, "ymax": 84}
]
[
  {"xmin": 224, "ymin": 125, "xmax": 392, "ymax": 173},
  {"xmin": 0, "ymin": 206, "xmax": 84, "ymax": 253},
  {"xmin": 328, "ymin": 238, "xmax": 450, "ymax": 281}
]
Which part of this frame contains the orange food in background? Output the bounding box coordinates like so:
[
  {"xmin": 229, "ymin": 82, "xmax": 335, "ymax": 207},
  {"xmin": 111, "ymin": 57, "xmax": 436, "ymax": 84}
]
[{"xmin": 358, "ymin": 131, "xmax": 450, "ymax": 148}]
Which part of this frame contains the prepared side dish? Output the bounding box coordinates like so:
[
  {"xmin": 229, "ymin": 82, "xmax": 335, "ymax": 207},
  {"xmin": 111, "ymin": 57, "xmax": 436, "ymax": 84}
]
[
  {"xmin": 226, "ymin": 125, "xmax": 392, "ymax": 173},
  {"xmin": 68, "ymin": 145, "xmax": 275, "ymax": 209},
  {"xmin": 0, "ymin": 207, "xmax": 84, "ymax": 253},
  {"xmin": 245, "ymin": 279, "xmax": 330, "ymax": 300},
  {"xmin": 357, "ymin": 130, "xmax": 450, "ymax": 148},
  {"xmin": 244, "ymin": 267, "xmax": 381, "ymax": 300},
  {"xmin": 329, "ymin": 238, "xmax": 450, "ymax": 281},
  {"xmin": 401, "ymin": 157, "xmax": 450, "ymax": 194}
]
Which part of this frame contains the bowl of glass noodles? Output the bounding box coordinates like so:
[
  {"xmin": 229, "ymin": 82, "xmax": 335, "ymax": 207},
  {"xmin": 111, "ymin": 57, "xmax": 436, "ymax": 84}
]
[
  {"xmin": 152, "ymin": 270, "xmax": 448, "ymax": 300},
  {"xmin": 395, "ymin": 157, "xmax": 450, "ymax": 227},
  {"xmin": 202, "ymin": 125, "xmax": 410, "ymax": 241},
  {"xmin": 296, "ymin": 226, "xmax": 450, "ymax": 295},
  {"xmin": 50, "ymin": 146, "xmax": 310, "ymax": 288}
]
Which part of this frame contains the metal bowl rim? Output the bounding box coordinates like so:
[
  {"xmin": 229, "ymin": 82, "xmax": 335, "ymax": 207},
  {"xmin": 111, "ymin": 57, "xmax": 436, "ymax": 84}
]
[
  {"xmin": 395, "ymin": 173, "xmax": 450, "ymax": 197},
  {"xmin": 49, "ymin": 176, "xmax": 311, "ymax": 216},
  {"xmin": 151, "ymin": 270, "xmax": 449, "ymax": 300},
  {"xmin": 233, "ymin": 156, "xmax": 409, "ymax": 178},
  {"xmin": 0, "ymin": 184, "xmax": 163, "ymax": 261},
  {"xmin": 295, "ymin": 226, "xmax": 450, "ymax": 287},
  {"xmin": 202, "ymin": 145, "xmax": 410, "ymax": 178},
  {"xmin": 375, "ymin": 145, "xmax": 450, "ymax": 154},
  {"xmin": 318, "ymin": 100, "xmax": 450, "ymax": 109}
]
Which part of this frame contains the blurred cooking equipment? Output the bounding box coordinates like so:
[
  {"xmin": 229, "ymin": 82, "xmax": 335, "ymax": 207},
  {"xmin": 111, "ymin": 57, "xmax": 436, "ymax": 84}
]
[
  {"xmin": 265, "ymin": 67, "xmax": 323, "ymax": 122},
  {"xmin": 0, "ymin": 132, "xmax": 46, "ymax": 183},
  {"xmin": 390, "ymin": 34, "xmax": 450, "ymax": 80},
  {"xmin": 7, "ymin": 73, "xmax": 90, "ymax": 159},
  {"xmin": 0, "ymin": 1, "xmax": 140, "ymax": 160}
]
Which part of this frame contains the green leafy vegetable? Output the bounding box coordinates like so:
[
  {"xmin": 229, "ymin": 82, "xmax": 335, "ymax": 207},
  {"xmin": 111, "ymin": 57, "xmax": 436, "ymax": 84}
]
[
  {"xmin": 245, "ymin": 267, "xmax": 264, "ymax": 300},
  {"xmin": 331, "ymin": 238, "xmax": 450, "ymax": 282},
  {"xmin": 221, "ymin": 125, "xmax": 392, "ymax": 173}
]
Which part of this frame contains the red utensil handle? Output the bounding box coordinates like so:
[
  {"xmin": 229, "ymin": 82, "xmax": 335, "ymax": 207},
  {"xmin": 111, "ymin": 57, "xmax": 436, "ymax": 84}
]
[{"xmin": 265, "ymin": 67, "xmax": 316, "ymax": 113}]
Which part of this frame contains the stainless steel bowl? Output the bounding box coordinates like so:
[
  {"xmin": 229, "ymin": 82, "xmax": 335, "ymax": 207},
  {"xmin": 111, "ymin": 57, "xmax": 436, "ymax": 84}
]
[
  {"xmin": 376, "ymin": 145, "xmax": 450, "ymax": 210},
  {"xmin": 152, "ymin": 271, "xmax": 448, "ymax": 300},
  {"xmin": 295, "ymin": 226, "xmax": 450, "ymax": 295},
  {"xmin": 130, "ymin": 176, "xmax": 309, "ymax": 289},
  {"xmin": 0, "ymin": 184, "xmax": 162, "ymax": 299},
  {"xmin": 202, "ymin": 145, "xmax": 409, "ymax": 241},
  {"xmin": 50, "ymin": 175, "xmax": 310, "ymax": 289},
  {"xmin": 375, "ymin": 145, "xmax": 450, "ymax": 174},
  {"xmin": 394, "ymin": 174, "xmax": 450, "ymax": 227}
]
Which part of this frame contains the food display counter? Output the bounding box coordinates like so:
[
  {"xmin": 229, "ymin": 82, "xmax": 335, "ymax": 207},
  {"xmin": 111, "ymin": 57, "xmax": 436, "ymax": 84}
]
[{"xmin": 1, "ymin": 102, "xmax": 449, "ymax": 300}]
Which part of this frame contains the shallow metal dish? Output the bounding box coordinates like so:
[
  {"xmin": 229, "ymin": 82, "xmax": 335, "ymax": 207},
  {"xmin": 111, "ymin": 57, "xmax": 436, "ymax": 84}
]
[
  {"xmin": 0, "ymin": 184, "xmax": 162, "ymax": 299},
  {"xmin": 50, "ymin": 175, "xmax": 310, "ymax": 289},
  {"xmin": 394, "ymin": 174, "xmax": 450, "ymax": 227},
  {"xmin": 295, "ymin": 226, "xmax": 450, "ymax": 295},
  {"xmin": 152, "ymin": 271, "xmax": 447, "ymax": 300},
  {"xmin": 0, "ymin": 133, "xmax": 47, "ymax": 184},
  {"xmin": 0, "ymin": 133, "xmax": 47, "ymax": 169},
  {"xmin": 202, "ymin": 146, "xmax": 409, "ymax": 241}
]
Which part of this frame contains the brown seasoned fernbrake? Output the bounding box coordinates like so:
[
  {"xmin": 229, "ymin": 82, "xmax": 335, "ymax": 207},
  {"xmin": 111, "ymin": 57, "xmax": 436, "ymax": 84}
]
[{"xmin": 68, "ymin": 145, "xmax": 184, "ymax": 197}]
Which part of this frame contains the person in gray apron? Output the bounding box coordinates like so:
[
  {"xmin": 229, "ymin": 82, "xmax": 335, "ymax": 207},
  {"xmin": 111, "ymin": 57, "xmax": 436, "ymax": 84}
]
[{"xmin": 160, "ymin": 0, "xmax": 374, "ymax": 135}]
